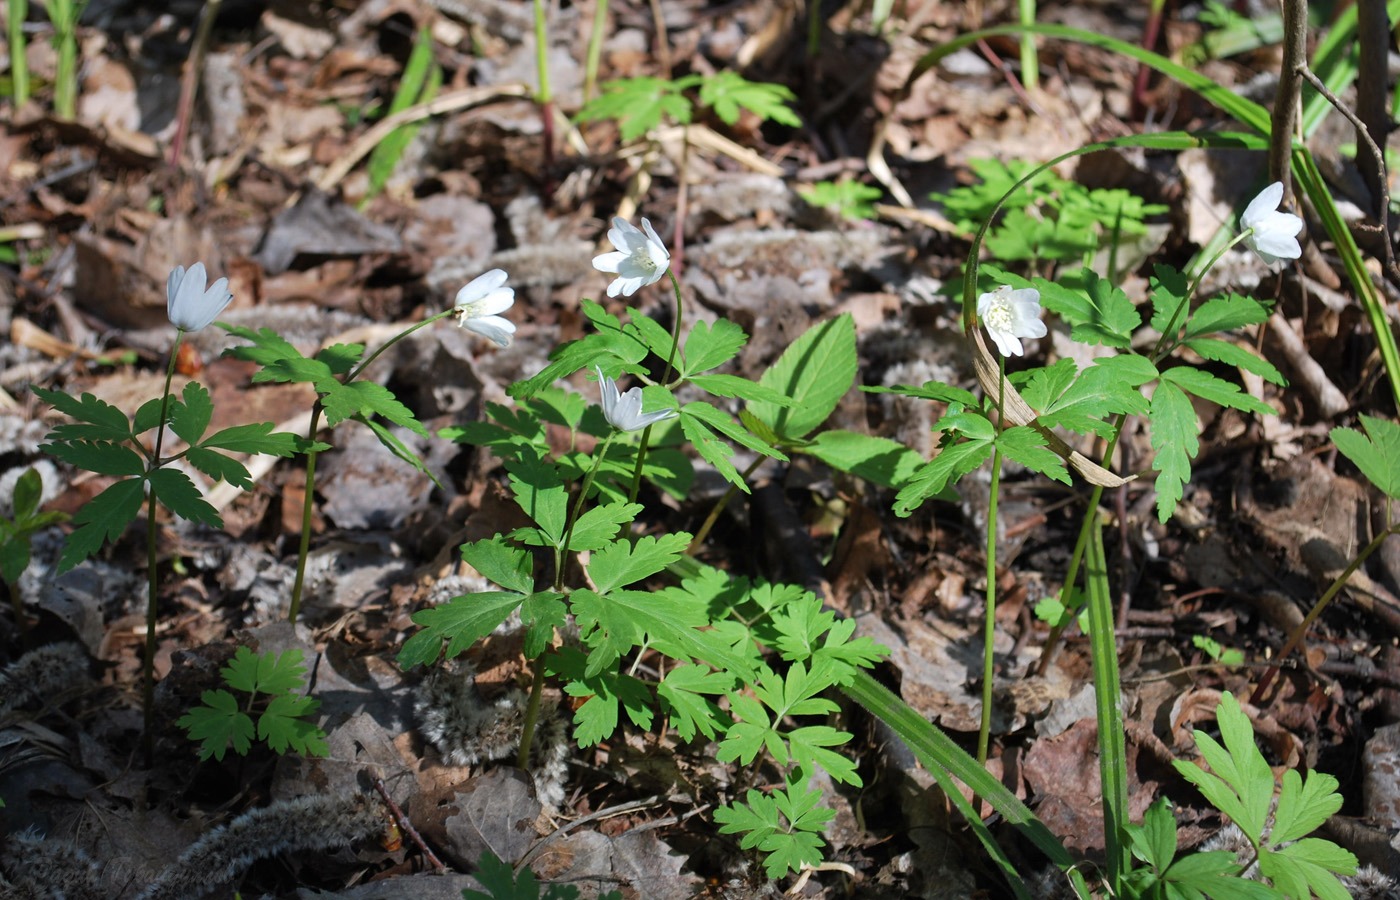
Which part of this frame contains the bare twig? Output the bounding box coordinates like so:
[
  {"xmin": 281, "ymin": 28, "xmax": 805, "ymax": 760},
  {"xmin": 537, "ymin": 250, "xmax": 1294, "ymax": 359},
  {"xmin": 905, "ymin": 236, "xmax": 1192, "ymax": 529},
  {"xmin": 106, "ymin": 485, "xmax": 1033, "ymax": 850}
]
[
  {"xmin": 371, "ymin": 775, "xmax": 445, "ymax": 874},
  {"xmin": 1296, "ymin": 64, "xmax": 1400, "ymax": 282},
  {"xmin": 1268, "ymin": 0, "xmax": 1307, "ymax": 200},
  {"xmin": 169, "ymin": 0, "xmax": 223, "ymax": 166}
]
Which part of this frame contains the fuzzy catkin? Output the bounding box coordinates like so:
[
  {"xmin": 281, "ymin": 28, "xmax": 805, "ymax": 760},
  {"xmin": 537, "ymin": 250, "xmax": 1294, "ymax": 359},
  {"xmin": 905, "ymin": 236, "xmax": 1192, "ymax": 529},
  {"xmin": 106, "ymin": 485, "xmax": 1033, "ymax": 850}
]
[
  {"xmin": 0, "ymin": 643, "xmax": 89, "ymax": 717},
  {"xmin": 414, "ymin": 665, "xmax": 571, "ymax": 808},
  {"xmin": 0, "ymin": 829, "xmax": 106, "ymax": 899},
  {"xmin": 136, "ymin": 794, "xmax": 384, "ymax": 900}
]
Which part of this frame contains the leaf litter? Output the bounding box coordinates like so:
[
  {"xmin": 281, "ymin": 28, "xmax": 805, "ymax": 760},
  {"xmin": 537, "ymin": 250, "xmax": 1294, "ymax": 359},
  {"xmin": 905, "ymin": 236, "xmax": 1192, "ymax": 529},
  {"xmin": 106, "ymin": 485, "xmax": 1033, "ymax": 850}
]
[{"xmin": 1, "ymin": 0, "xmax": 1399, "ymax": 897}]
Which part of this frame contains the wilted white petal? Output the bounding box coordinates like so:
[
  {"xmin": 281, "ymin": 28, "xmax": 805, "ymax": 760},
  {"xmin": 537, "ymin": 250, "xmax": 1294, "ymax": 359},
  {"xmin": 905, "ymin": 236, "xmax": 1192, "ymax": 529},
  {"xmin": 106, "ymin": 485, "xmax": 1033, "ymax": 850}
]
[{"xmin": 166, "ymin": 262, "xmax": 233, "ymax": 332}]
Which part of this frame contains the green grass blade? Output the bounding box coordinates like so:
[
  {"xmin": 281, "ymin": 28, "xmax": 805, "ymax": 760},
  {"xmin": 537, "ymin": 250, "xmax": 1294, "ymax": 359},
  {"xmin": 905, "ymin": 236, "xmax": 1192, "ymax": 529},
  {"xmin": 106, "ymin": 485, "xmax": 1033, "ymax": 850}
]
[
  {"xmin": 365, "ymin": 25, "xmax": 440, "ymax": 204},
  {"xmin": 905, "ymin": 23, "xmax": 1272, "ymax": 134},
  {"xmin": 1292, "ymin": 147, "xmax": 1400, "ymax": 408},
  {"xmin": 842, "ymin": 671, "xmax": 1080, "ymax": 873},
  {"xmin": 924, "ymin": 760, "xmax": 1033, "ymax": 899},
  {"xmin": 1300, "ymin": 0, "xmax": 1400, "ymax": 137},
  {"xmin": 1083, "ymin": 518, "xmax": 1128, "ymax": 887},
  {"xmin": 8, "ymin": 0, "xmax": 28, "ymax": 106}
]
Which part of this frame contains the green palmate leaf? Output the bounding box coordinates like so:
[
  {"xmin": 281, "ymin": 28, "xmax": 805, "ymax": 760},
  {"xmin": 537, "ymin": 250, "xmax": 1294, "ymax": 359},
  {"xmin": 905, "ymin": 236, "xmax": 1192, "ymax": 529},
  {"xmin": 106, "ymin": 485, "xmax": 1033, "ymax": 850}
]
[
  {"xmin": 680, "ymin": 412, "xmax": 746, "ymax": 492},
  {"xmin": 11, "ymin": 469, "xmax": 41, "ymax": 522},
  {"xmin": 1183, "ymin": 293, "xmax": 1271, "ymax": 340},
  {"xmin": 1161, "ymin": 366, "xmax": 1274, "ymax": 416},
  {"xmin": 549, "ymin": 646, "xmax": 655, "ymax": 744},
  {"xmin": 57, "ymin": 478, "xmax": 146, "ymax": 572},
  {"xmin": 463, "ymin": 850, "xmax": 611, "ymax": 900},
  {"xmin": 177, "ymin": 689, "xmax": 255, "ymax": 761},
  {"xmin": 169, "ymin": 381, "xmax": 214, "ymax": 446},
  {"xmin": 892, "ymin": 414, "xmax": 998, "ymax": 517},
  {"xmin": 567, "ymin": 502, "xmax": 644, "ymax": 552},
  {"xmin": 587, "ymin": 533, "xmax": 690, "ymax": 594},
  {"xmin": 200, "ymin": 422, "xmax": 318, "ymax": 456},
  {"xmin": 1150, "ymin": 263, "xmax": 1191, "ymax": 335},
  {"xmin": 657, "ymin": 663, "xmax": 734, "ymax": 742},
  {"xmin": 1331, "ymin": 415, "xmax": 1400, "ymax": 498},
  {"xmin": 320, "ymin": 380, "xmax": 428, "ymax": 435},
  {"xmin": 1260, "ymin": 839, "xmax": 1355, "ymax": 900},
  {"xmin": 258, "ymin": 693, "xmax": 328, "ymax": 756},
  {"xmin": 361, "ymin": 417, "xmax": 443, "ymax": 489},
  {"xmin": 253, "ymin": 356, "xmax": 337, "ymax": 387},
  {"xmin": 1148, "ymin": 381, "xmax": 1197, "ymax": 523},
  {"xmin": 787, "ymin": 725, "xmax": 859, "ymax": 785},
  {"xmin": 184, "ymin": 447, "xmax": 252, "ymax": 490},
  {"xmin": 575, "ymin": 75, "xmax": 698, "ymax": 141},
  {"xmin": 149, "ymin": 468, "xmax": 221, "ymax": 528},
  {"xmin": 1186, "ymin": 337, "xmax": 1287, "ymax": 386},
  {"xmin": 686, "ymin": 374, "xmax": 791, "ymax": 406},
  {"xmin": 713, "ymin": 780, "xmax": 833, "ymax": 879},
  {"xmin": 996, "ymin": 426, "xmax": 1071, "ymax": 484},
  {"xmin": 770, "ymin": 595, "xmax": 888, "ymax": 678},
  {"xmin": 31, "ymin": 386, "xmax": 133, "ymax": 443},
  {"xmin": 576, "ymin": 586, "xmax": 749, "ymax": 679},
  {"xmin": 684, "ymin": 319, "xmax": 748, "ymax": 375},
  {"xmin": 622, "ymin": 313, "xmax": 675, "ymax": 363},
  {"xmin": 864, "ymin": 380, "xmax": 980, "ymax": 407},
  {"xmin": 398, "ymin": 591, "xmax": 528, "ymax": 668},
  {"xmin": 683, "ymin": 402, "xmax": 788, "ymax": 460},
  {"xmin": 520, "ymin": 591, "xmax": 568, "ymax": 659},
  {"xmin": 221, "ymin": 325, "xmax": 312, "ymax": 374},
  {"xmin": 0, "ymin": 536, "xmax": 29, "ymax": 585},
  {"xmin": 132, "ymin": 398, "xmax": 165, "ymax": 436},
  {"xmin": 1271, "ymin": 768, "xmax": 1343, "ymax": 845},
  {"xmin": 461, "ymin": 535, "xmax": 535, "ymax": 594},
  {"xmin": 222, "ymin": 646, "xmax": 308, "ymax": 695},
  {"xmin": 506, "ymin": 453, "xmax": 569, "ymax": 548},
  {"xmin": 44, "ymin": 440, "xmax": 146, "ymax": 477},
  {"xmin": 799, "ymin": 179, "xmax": 882, "ymax": 221},
  {"xmin": 698, "ymin": 71, "xmax": 800, "ymax": 127},
  {"xmin": 748, "ymin": 313, "xmax": 857, "ymax": 441},
  {"xmin": 1027, "ymin": 355, "xmax": 1156, "ymax": 439},
  {"xmin": 803, "ymin": 430, "xmax": 929, "ymax": 491},
  {"xmin": 509, "ymin": 326, "xmax": 649, "ymax": 400},
  {"xmin": 1035, "ymin": 269, "xmax": 1141, "ymax": 348},
  {"xmin": 315, "ymin": 343, "xmax": 364, "ymax": 376},
  {"xmin": 1174, "ymin": 692, "xmax": 1274, "ymax": 837}
]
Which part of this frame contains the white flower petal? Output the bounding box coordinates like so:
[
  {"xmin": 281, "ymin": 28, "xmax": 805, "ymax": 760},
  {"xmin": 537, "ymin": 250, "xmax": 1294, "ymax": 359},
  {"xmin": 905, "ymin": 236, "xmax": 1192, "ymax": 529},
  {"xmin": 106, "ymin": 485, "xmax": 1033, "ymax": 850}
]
[
  {"xmin": 166, "ymin": 261, "xmax": 233, "ymax": 332},
  {"xmin": 977, "ymin": 284, "xmax": 1045, "ymax": 358},
  {"xmin": 593, "ymin": 214, "xmax": 670, "ymax": 297},
  {"xmin": 462, "ymin": 315, "xmax": 515, "ymax": 348}
]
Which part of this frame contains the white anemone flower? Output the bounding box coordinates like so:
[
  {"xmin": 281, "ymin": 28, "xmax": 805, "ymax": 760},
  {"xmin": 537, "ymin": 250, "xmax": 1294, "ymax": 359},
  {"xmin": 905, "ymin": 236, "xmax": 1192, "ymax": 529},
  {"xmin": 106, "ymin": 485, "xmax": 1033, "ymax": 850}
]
[
  {"xmin": 592, "ymin": 217, "xmax": 670, "ymax": 298},
  {"xmin": 166, "ymin": 262, "xmax": 232, "ymax": 332},
  {"xmin": 595, "ymin": 366, "xmax": 678, "ymax": 433},
  {"xmin": 1240, "ymin": 181, "xmax": 1303, "ymax": 265},
  {"xmin": 454, "ymin": 268, "xmax": 516, "ymax": 347},
  {"xmin": 977, "ymin": 284, "xmax": 1047, "ymax": 358}
]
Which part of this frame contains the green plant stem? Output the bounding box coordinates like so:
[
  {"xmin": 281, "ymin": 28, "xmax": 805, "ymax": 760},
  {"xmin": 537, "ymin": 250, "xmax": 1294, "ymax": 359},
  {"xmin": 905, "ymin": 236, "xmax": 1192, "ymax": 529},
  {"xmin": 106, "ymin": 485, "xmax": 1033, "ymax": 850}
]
[
  {"xmin": 557, "ymin": 434, "xmax": 613, "ymax": 591},
  {"xmin": 285, "ymin": 308, "xmax": 457, "ymax": 623},
  {"xmin": 583, "ymin": 0, "xmax": 607, "ymax": 103},
  {"xmin": 8, "ymin": 0, "xmax": 28, "ymax": 107},
  {"xmin": 6, "ymin": 580, "xmax": 28, "ymax": 644},
  {"xmin": 1018, "ymin": 0, "xmax": 1039, "ymax": 91},
  {"xmin": 687, "ymin": 456, "xmax": 765, "ymax": 553},
  {"xmin": 516, "ymin": 661, "xmax": 547, "ymax": 769},
  {"xmin": 287, "ymin": 402, "xmax": 323, "ymax": 625},
  {"xmin": 1248, "ymin": 521, "xmax": 1400, "ymax": 706},
  {"xmin": 622, "ymin": 271, "xmax": 684, "ymax": 524},
  {"xmin": 533, "ymin": 0, "xmax": 555, "ymax": 197},
  {"xmin": 144, "ymin": 329, "xmax": 184, "ymax": 759},
  {"xmin": 977, "ymin": 446, "xmax": 1003, "ymax": 764},
  {"xmin": 1158, "ymin": 230, "xmax": 1252, "ymax": 359},
  {"xmin": 46, "ymin": 0, "xmax": 80, "ymax": 119},
  {"xmin": 1083, "ymin": 516, "xmax": 1129, "ymax": 885}
]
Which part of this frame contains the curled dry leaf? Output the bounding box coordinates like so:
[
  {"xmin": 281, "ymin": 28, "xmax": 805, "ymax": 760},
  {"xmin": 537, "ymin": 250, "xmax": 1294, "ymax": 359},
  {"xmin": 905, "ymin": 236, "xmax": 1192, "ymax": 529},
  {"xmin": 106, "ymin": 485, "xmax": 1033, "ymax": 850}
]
[{"xmin": 968, "ymin": 327, "xmax": 1134, "ymax": 488}]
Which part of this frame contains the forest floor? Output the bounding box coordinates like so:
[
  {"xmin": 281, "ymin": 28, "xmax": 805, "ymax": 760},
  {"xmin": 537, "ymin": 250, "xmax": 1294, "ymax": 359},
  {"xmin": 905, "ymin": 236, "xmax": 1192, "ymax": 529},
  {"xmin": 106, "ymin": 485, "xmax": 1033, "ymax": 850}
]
[{"xmin": 2, "ymin": 0, "xmax": 1399, "ymax": 897}]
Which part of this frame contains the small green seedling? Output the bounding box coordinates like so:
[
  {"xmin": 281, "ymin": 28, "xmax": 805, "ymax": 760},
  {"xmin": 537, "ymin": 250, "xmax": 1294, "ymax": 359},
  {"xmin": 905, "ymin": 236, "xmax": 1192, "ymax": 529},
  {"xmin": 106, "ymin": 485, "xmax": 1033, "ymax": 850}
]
[
  {"xmin": 464, "ymin": 851, "xmax": 621, "ymax": 900},
  {"xmin": 576, "ymin": 71, "xmax": 799, "ymax": 142},
  {"xmin": 2, "ymin": 468, "xmax": 69, "ymax": 629},
  {"xmin": 1191, "ymin": 634, "xmax": 1245, "ymax": 667},
  {"xmin": 1172, "ymin": 692, "xmax": 1356, "ymax": 899},
  {"xmin": 799, "ymin": 178, "xmax": 882, "ymax": 221},
  {"xmin": 178, "ymin": 647, "xmax": 329, "ymax": 761}
]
